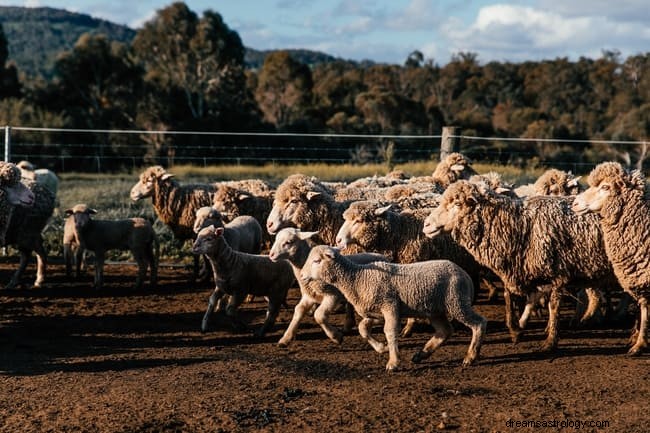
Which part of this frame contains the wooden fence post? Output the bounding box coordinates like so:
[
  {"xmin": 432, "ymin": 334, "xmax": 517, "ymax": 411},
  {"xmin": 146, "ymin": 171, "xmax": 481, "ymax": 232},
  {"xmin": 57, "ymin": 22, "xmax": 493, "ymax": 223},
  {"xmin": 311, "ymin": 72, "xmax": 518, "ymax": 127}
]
[{"xmin": 440, "ymin": 126, "xmax": 459, "ymax": 161}]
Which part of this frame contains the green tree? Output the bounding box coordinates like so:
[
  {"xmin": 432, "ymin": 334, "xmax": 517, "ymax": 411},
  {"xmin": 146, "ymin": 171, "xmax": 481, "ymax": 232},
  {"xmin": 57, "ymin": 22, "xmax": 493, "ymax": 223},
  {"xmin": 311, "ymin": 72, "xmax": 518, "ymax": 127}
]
[{"xmin": 0, "ymin": 22, "xmax": 21, "ymax": 98}]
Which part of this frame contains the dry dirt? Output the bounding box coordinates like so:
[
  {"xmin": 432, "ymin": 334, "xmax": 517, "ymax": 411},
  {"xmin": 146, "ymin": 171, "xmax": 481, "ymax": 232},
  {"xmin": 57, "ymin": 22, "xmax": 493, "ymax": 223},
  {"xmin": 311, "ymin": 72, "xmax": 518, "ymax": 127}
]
[{"xmin": 0, "ymin": 259, "xmax": 648, "ymax": 433}]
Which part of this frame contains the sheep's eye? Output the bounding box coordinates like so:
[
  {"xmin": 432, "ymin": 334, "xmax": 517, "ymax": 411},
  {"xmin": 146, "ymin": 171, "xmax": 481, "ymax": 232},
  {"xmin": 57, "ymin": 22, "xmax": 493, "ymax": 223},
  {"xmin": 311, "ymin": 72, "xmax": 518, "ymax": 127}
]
[
  {"xmin": 601, "ymin": 184, "xmax": 610, "ymax": 191},
  {"xmin": 313, "ymin": 258, "xmax": 321, "ymax": 264}
]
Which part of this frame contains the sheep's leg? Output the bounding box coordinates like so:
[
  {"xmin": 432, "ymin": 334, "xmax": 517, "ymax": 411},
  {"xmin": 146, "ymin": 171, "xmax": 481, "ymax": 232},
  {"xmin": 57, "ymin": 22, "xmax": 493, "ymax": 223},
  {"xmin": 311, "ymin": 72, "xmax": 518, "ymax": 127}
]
[
  {"xmin": 503, "ymin": 289, "xmax": 522, "ymax": 343},
  {"xmin": 628, "ymin": 298, "xmax": 648, "ymax": 356},
  {"xmin": 381, "ymin": 307, "xmax": 401, "ymax": 372},
  {"xmin": 255, "ymin": 295, "xmax": 283, "ymax": 338},
  {"xmin": 32, "ymin": 240, "xmax": 47, "ymax": 288},
  {"xmin": 278, "ymin": 295, "xmax": 316, "ymax": 347},
  {"xmin": 93, "ymin": 252, "xmax": 105, "ymax": 290},
  {"xmin": 358, "ymin": 317, "xmax": 387, "ymax": 354},
  {"xmin": 411, "ymin": 315, "xmax": 453, "ymax": 365},
  {"xmin": 201, "ymin": 286, "xmax": 226, "ymax": 332},
  {"xmin": 540, "ymin": 289, "xmax": 561, "ymax": 352},
  {"xmin": 612, "ymin": 292, "xmax": 633, "ymax": 322},
  {"xmin": 455, "ymin": 309, "xmax": 487, "ymax": 367},
  {"xmin": 75, "ymin": 248, "xmax": 84, "ymax": 277},
  {"xmin": 5, "ymin": 249, "xmax": 31, "ymax": 290},
  {"xmin": 579, "ymin": 288, "xmax": 602, "ymax": 325},
  {"xmin": 132, "ymin": 251, "xmax": 147, "ymax": 291},
  {"xmin": 518, "ymin": 299, "xmax": 535, "ymax": 329},
  {"xmin": 343, "ymin": 302, "xmax": 356, "ymax": 333},
  {"xmin": 224, "ymin": 291, "xmax": 248, "ymax": 332},
  {"xmin": 64, "ymin": 243, "xmax": 73, "ymax": 278},
  {"xmin": 147, "ymin": 242, "xmax": 158, "ymax": 289},
  {"xmin": 400, "ymin": 318, "xmax": 417, "ymax": 338},
  {"xmin": 313, "ymin": 295, "xmax": 344, "ymax": 344}
]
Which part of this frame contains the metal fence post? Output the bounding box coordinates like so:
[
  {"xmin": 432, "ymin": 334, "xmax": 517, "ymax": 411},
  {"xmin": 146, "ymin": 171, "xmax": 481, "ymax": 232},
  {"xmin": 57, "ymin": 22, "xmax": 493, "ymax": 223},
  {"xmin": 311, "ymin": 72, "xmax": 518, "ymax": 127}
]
[
  {"xmin": 4, "ymin": 125, "xmax": 10, "ymax": 162},
  {"xmin": 440, "ymin": 126, "xmax": 459, "ymax": 161}
]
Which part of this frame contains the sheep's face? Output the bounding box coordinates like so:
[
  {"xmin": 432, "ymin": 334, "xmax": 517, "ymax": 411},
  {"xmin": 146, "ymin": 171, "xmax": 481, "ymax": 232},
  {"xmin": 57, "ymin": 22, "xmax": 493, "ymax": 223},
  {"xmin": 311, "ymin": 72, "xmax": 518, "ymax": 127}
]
[
  {"xmin": 269, "ymin": 228, "xmax": 317, "ymax": 262},
  {"xmin": 336, "ymin": 202, "xmax": 390, "ymax": 249},
  {"xmin": 193, "ymin": 207, "xmax": 224, "ymax": 234},
  {"xmin": 300, "ymin": 245, "xmax": 337, "ymax": 284},
  {"xmin": 572, "ymin": 182, "xmax": 611, "ymax": 215},
  {"xmin": 571, "ymin": 162, "xmax": 639, "ymax": 215},
  {"xmin": 424, "ymin": 182, "xmax": 477, "ymax": 237},
  {"xmin": 2, "ymin": 179, "xmax": 35, "ymax": 207},
  {"xmin": 130, "ymin": 167, "xmax": 173, "ymax": 201},
  {"xmin": 267, "ymin": 190, "xmax": 318, "ymax": 235},
  {"xmin": 535, "ymin": 169, "xmax": 581, "ymax": 196},
  {"xmin": 64, "ymin": 206, "xmax": 97, "ymax": 233},
  {"xmin": 213, "ymin": 188, "xmax": 249, "ymax": 221},
  {"xmin": 192, "ymin": 226, "xmax": 224, "ymax": 254}
]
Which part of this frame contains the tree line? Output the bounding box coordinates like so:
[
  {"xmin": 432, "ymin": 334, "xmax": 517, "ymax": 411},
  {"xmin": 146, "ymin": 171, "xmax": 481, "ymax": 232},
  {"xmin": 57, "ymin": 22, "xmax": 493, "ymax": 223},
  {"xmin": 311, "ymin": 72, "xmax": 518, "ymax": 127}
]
[{"xmin": 0, "ymin": 1, "xmax": 648, "ymax": 172}]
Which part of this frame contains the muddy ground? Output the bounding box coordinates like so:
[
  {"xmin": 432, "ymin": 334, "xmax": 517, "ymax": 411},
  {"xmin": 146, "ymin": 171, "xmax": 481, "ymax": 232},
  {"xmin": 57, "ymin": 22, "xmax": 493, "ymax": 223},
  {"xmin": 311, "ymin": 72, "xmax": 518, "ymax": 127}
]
[{"xmin": 0, "ymin": 259, "xmax": 648, "ymax": 433}]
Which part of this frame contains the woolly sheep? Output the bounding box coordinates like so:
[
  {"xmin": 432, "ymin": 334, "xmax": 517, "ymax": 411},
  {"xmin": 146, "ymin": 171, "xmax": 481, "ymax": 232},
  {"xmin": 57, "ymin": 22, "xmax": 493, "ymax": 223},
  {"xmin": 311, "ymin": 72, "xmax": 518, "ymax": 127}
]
[
  {"xmin": 408, "ymin": 152, "xmax": 478, "ymax": 190},
  {"xmin": 130, "ymin": 165, "xmax": 214, "ymax": 280},
  {"xmin": 300, "ymin": 245, "xmax": 486, "ymax": 371},
  {"xmin": 3, "ymin": 175, "xmax": 55, "ymax": 289},
  {"xmin": 266, "ymin": 174, "xmax": 351, "ymax": 246},
  {"xmin": 0, "ymin": 162, "xmax": 34, "ymax": 246},
  {"xmin": 572, "ymin": 162, "xmax": 650, "ymax": 355},
  {"xmin": 269, "ymin": 228, "xmax": 386, "ymax": 346},
  {"xmin": 514, "ymin": 168, "xmax": 581, "ymax": 198},
  {"xmin": 64, "ymin": 204, "xmax": 159, "ymax": 290},
  {"xmin": 193, "ymin": 206, "xmax": 262, "ymax": 254},
  {"xmin": 423, "ymin": 181, "xmax": 619, "ymax": 351},
  {"xmin": 192, "ymin": 225, "xmax": 295, "ymax": 336}
]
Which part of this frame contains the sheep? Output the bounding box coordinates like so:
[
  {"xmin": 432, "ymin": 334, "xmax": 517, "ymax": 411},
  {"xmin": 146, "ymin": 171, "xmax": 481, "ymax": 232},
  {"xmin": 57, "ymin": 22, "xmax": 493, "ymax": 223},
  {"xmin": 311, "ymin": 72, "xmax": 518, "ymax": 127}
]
[
  {"xmin": 408, "ymin": 152, "xmax": 478, "ymax": 190},
  {"xmin": 300, "ymin": 245, "xmax": 486, "ymax": 371},
  {"xmin": 64, "ymin": 204, "xmax": 158, "ymax": 290},
  {"xmin": 0, "ymin": 162, "xmax": 34, "ymax": 246},
  {"xmin": 193, "ymin": 206, "xmax": 262, "ymax": 254},
  {"xmin": 572, "ymin": 161, "xmax": 650, "ymax": 355},
  {"xmin": 192, "ymin": 225, "xmax": 295, "ymax": 337},
  {"xmin": 211, "ymin": 184, "xmax": 274, "ymax": 245},
  {"xmin": 130, "ymin": 165, "xmax": 214, "ymax": 280},
  {"xmin": 17, "ymin": 160, "xmax": 59, "ymax": 198},
  {"xmin": 3, "ymin": 175, "xmax": 55, "ymax": 289},
  {"xmin": 514, "ymin": 168, "xmax": 581, "ymax": 198},
  {"xmin": 269, "ymin": 228, "xmax": 387, "ymax": 346},
  {"xmin": 423, "ymin": 180, "xmax": 619, "ymax": 351},
  {"xmin": 63, "ymin": 212, "xmax": 86, "ymax": 278},
  {"xmin": 266, "ymin": 174, "xmax": 351, "ymax": 246}
]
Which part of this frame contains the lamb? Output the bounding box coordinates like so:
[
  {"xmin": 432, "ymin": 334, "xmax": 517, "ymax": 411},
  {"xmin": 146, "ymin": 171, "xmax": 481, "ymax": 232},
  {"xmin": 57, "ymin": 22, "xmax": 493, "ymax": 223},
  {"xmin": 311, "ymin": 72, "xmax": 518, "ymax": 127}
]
[
  {"xmin": 266, "ymin": 174, "xmax": 351, "ymax": 246},
  {"xmin": 16, "ymin": 160, "xmax": 59, "ymax": 197},
  {"xmin": 0, "ymin": 162, "xmax": 34, "ymax": 246},
  {"xmin": 300, "ymin": 245, "xmax": 486, "ymax": 371},
  {"xmin": 130, "ymin": 165, "xmax": 214, "ymax": 280},
  {"xmin": 63, "ymin": 212, "xmax": 86, "ymax": 278},
  {"xmin": 269, "ymin": 228, "xmax": 386, "ymax": 346},
  {"xmin": 193, "ymin": 206, "xmax": 262, "ymax": 254},
  {"xmin": 64, "ymin": 204, "xmax": 158, "ymax": 290},
  {"xmin": 3, "ymin": 174, "xmax": 55, "ymax": 289},
  {"xmin": 423, "ymin": 180, "xmax": 618, "ymax": 351},
  {"xmin": 572, "ymin": 161, "xmax": 650, "ymax": 355},
  {"xmin": 192, "ymin": 225, "xmax": 295, "ymax": 337}
]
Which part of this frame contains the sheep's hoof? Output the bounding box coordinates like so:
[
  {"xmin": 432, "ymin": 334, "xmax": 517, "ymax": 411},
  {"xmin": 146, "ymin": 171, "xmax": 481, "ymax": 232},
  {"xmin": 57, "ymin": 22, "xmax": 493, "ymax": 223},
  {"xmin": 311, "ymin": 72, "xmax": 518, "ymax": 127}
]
[
  {"xmin": 627, "ymin": 344, "xmax": 645, "ymax": 356},
  {"xmin": 462, "ymin": 357, "xmax": 476, "ymax": 367},
  {"xmin": 385, "ymin": 363, "xmax": 400, "ymax": 372},
  {"xmin": 331, "ymin": 331, "xmax": 344, "ymax": 345},
  {"xmin": 277, "ymin": 339, "xmax": 290, "ymax": 348},
  {"xmin": 411, "ymin": 352, "xmax": 423, "ymax": 364},
  {"xmin": 509, "ymin": 330, "xmax": 522, "ymax": 344},
  {"xmin": 539, "ymin": 340, "xmax": 557, "ymax": 353}
]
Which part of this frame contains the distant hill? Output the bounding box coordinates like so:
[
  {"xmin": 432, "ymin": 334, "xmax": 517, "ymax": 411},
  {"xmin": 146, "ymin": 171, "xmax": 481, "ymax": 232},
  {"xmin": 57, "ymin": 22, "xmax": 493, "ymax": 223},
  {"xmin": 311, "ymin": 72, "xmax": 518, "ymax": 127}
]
[{"xmin": 0, "ymin": 6, "xmax": 359, "ymax": 79}]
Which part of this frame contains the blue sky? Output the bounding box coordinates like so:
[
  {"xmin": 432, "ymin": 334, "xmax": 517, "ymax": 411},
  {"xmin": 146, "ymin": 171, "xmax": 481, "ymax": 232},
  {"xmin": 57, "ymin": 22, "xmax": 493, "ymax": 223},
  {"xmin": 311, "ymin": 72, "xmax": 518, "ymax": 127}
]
[{"xmin": 3, "ymin": 0, "xmax": 649, "ymax": 64}]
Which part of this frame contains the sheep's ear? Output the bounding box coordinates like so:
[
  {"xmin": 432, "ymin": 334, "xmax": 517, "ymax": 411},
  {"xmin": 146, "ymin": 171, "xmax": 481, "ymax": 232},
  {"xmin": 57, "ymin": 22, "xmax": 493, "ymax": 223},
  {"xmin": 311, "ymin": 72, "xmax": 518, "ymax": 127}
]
[
  {"xmin": 495, "ymin": 186, "xmax": 511, "ymax": 194},
  {"xmin": 237, "ymin": 193, "xmax": 251, "ymax": 202},
  {"xmin": 298, "ymin": 230, "xmax": 319, "ymax": 240},
  {"xmin": 375, "ymin": 204, "xmax": 392, "ymax": 216},
  {"xmin": 451, "ymin": 164, "xmax": 465, "ymax": 172},
  {"xmin": 323, "ymin": 247, "xmax": 338, "ymax": 259},
  {"xmin": 64, "ymin": 208, "xmax": 74, "ymax": 216},
  {"xmin": 214, "ymin": 226, "xmax": 225, "ymax": 236},
  {"xmin": 87, "ymin": 208, "xmax": 98, "ymax": 214},
  {"xmin": 161, "ymin": 173, "xmax": 174, "ymax": 181},
  {"xmin": 567, "ymin": 177, "xmax": 581, "ymax": 187},
  {"xmin": 306, "ymin": 191, "xmax": 321, "ymax": 201}
]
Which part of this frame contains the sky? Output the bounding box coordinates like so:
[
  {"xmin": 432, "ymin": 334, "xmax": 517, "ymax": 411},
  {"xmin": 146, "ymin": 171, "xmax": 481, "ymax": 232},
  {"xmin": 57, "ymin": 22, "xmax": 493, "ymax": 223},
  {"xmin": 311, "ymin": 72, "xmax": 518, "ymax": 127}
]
[{"xmin": 4, "ymin": 0, "xmax": 650, "ymax": 65}]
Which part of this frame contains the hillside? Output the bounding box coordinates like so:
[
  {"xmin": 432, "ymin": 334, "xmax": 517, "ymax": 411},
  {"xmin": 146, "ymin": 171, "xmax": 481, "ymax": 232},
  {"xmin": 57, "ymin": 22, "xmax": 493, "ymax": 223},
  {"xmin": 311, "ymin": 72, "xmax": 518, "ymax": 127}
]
[{"xmin": 0, "ymin": 6, "xmax": 352, "ymax": 79}]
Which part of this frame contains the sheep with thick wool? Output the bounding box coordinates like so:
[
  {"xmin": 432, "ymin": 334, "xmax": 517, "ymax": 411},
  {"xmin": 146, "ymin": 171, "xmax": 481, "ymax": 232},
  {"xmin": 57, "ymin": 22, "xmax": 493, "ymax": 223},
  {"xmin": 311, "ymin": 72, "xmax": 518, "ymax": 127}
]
[
  {"xmin": 423, "ymin": 180, "xmax": 618, "ymax": 351},
  {"xmin": 572, "ymin": 161, "xmax": 650, "ymax": 355},
  {"xmin": 0, "ymin": 162, "xmax": 34, "ymax": 247},
  {"xmin": 192, "ymin": 225, "xmax": 295, "ymax": 337},
  {"xmin": 300, "ymin": 245, "xmax": 486, "ymax": 371},
  {"xmin": 269, "ymin": 228, "xmax": 386, "ymax": 346}
]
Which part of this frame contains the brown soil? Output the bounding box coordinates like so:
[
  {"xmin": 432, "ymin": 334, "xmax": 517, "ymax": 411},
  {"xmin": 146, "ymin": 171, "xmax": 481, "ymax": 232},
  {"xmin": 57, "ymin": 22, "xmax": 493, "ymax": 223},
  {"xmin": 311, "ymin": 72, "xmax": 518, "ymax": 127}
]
[{"xmin": 0, "ymin": 260, "xmax": 648, "ymax": 433}]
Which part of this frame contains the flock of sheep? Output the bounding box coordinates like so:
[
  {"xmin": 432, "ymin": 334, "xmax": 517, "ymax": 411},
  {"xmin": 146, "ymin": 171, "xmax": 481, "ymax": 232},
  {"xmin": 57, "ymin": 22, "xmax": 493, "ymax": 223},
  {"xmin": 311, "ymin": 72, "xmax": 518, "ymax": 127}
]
[{"xmin": 0, "ymin": 153, "xmax": 648, "ymax": 371}]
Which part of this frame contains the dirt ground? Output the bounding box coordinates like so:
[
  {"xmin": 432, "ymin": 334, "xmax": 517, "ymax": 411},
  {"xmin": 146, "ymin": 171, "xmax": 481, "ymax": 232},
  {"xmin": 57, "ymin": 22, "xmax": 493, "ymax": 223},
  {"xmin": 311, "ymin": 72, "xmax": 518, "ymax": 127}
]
[{"xmin": 0, "ymin": 259, "xmax": 648, "ymax": 433}]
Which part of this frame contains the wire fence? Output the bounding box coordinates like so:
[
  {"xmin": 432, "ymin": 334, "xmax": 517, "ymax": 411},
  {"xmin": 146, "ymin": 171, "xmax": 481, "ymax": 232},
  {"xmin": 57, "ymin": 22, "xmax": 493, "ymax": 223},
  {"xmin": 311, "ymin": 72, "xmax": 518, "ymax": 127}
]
[{"xmin": 3, "ymin": 125, "xmax": 648, "ymax": 174}]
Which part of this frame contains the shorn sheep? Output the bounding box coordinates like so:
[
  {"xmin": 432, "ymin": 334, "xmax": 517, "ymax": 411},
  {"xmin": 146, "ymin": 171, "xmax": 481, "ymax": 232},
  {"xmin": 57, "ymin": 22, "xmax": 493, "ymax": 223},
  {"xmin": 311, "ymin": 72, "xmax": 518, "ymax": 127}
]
[
  {"xmin": 192, "ymin": 225, "xmax": 295, "ymax": 337},
  {"xmin": 64, "ymin": 204, "xmax": 159, "ymax": 290},
  {"xmin": 0, "ymin": 162, "xmax": 34, "ymax": 246},
  {"xmin": 3, "ymin": 172, "xmax": 55, "ymax": 289},
  {"xmin": 193, "ymin": 206, "xmax": 263, "ymax": 254},
  {"xmin": 300, "ymin": 245, "xmax": 486, "ymax": 371},
  {"xmin": 130, "ymin": 165, "xmax": 214, "ymax": 280},
  {"xmin": 16, "ymin": 160, "xmax": 59, "ymax": 197},
  {"xmin": 572, "ymin": 162, "xmax": 650, "ymax": 355},
  {"xmin": 269, "ymin": 228, "xmax": 386, "ymax": 346},
  {"xmin": 211, "ymin": 184, "xmax": 274, "ymax": 245},
  {"xmin": 423, "ymin": 180, "xmax": 618, "ymax": 351}
]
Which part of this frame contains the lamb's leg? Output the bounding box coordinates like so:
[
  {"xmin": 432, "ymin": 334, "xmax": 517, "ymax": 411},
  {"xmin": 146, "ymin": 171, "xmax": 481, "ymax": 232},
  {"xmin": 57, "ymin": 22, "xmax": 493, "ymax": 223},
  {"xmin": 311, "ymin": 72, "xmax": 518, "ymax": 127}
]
[
  {"xmin": 518, "ymin": 298, "xmax": 535, "ymax": 329},
  {"xmin": 147, "ymin": 243, "xmax": 158, "ymax": 289},
  {"xmin": 503, "ymin": 289, "xmax": 522, "ymax": 343},
  {"xmin": 343, "ymin": 302, "xmax": 356, "ymax": 333},
  {"xmin": 313, "ymin": 295, "xmax": 345, "ymax": 344},
  {"xmin": 278, "ymin": 295, "xmax": 316, "ymax": 347},
  {"xmin": 93, "ymin": 252, "xmax": 105, "ymax": 290},
  {"xmin": 224, "ymin": 291, "xmax": 248, "ymax": 332},
  {"xmin": 132, "ymin": 251, "xmax": 147, "ymax": 291},
  {"xmin": 64, "ymin": 243, "xmax": 73, "ymax": 278},
  {"xmin": 254, "ymin": 294, "xmax": 283, "ymax": 338},
  {"xmin": 75, "ymin": 248, "xmax": 84, "ymax": 277},
  {"xmin": 411, "ymin": 315, "xmax": 453, "ymax": 364},
  {"xmin": 32, "ymin": 240, "xmax": 47, "ymax": 288},
  {"xmin": 455, "ymin": 309, "xmax": 487, "ymax": 367},
  {"xmin": 201, "ymin": 286, "xmax": 226, "ymax": 332},
  {"xmin": 628, "ymin": 297, "xmax": 648, "ymax": 356},
  {"xmin": 358, "ymin": 317, "xmax": 387, "ymax": 353},
  {"xmin": 400, "ymin": 318, "xmax": 417, "ymax": 337},
  {"xmin": 5, "ymin": 248, "xmax": 31, "ymax": 290},
  {"xmin": 541, "ymin": 289, "xmax": 561, "ymax": 352},
  {"xmin": 382, "ymin": 307, "xmax": 401, "ymax": 372}
]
